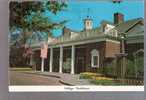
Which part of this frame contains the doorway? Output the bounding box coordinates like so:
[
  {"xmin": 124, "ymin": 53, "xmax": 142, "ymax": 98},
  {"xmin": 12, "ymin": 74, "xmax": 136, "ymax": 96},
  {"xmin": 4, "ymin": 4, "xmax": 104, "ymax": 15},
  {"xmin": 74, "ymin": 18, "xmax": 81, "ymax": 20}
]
[{"xmin": 75, "ymin": 57, "xmax": 85, "ymax": 74}]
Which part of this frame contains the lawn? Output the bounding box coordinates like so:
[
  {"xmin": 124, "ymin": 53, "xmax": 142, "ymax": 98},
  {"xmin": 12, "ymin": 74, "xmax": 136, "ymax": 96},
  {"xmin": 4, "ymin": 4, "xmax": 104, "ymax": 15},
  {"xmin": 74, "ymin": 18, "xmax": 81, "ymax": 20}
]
[{"xmin": 10, "ymin": 67, "xmax": 33, "ymax": 72}]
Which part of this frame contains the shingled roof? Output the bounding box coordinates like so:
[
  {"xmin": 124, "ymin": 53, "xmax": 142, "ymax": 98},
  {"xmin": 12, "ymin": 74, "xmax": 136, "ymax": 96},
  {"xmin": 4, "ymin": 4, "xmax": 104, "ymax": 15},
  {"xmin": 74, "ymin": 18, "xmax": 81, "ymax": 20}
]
[
  {"xmin": 31, "ymin": 17, "xmax": 144, "ymax": 48},
  {"xmin": 53, "ymin": 18, "xmax": 143, "ymax": 42},
  {"xmin": 114, "ymin": 18, "xmax": 143, "ymax": 34}
]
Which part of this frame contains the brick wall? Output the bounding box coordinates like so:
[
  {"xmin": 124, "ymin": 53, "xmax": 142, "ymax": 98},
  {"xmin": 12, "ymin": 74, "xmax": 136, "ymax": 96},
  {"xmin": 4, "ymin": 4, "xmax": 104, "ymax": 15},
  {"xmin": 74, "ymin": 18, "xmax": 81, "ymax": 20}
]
[{"xmin": 105, "ymin": 41, "xmax": 120, "ymax": 58}]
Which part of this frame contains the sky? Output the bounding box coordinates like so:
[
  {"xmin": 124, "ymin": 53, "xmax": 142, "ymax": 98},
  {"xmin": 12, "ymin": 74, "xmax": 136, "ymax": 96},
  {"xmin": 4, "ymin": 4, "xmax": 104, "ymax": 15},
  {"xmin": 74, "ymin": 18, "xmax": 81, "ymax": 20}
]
[{"xmin": 45, "ymin": 1, "xmax": 144, "ymax": 37}]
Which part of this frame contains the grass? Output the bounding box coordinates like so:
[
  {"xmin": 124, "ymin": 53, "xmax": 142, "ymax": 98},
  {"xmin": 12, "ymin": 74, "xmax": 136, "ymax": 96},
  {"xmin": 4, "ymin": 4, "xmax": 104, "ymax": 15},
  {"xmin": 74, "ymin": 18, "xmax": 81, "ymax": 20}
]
[
  {"xmin": 90, "ymin": 79, "xmax": 127, "ymax": 85},
  {"xmin": 10, "ymin": 67, "xmax": 33, "ymax": 71},
  {"xmin": 90, "ymin": 79, "xmax": 115, "ymax": 85}
]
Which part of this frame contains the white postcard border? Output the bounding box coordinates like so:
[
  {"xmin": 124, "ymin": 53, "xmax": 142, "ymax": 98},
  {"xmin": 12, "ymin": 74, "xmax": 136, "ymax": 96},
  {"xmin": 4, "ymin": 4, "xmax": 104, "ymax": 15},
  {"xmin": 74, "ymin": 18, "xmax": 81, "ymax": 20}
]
[{"xmin": 9, "ymin": 86, "xmax": 144, "ymax": 92}]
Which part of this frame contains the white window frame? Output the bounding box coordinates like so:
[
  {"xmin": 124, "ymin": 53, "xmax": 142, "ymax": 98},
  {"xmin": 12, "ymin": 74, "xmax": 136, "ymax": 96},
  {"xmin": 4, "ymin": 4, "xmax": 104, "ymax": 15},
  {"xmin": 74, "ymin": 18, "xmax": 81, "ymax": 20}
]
[{"xmin": 91, "ymin": 49, "xmax": 99, "ymax": 68}]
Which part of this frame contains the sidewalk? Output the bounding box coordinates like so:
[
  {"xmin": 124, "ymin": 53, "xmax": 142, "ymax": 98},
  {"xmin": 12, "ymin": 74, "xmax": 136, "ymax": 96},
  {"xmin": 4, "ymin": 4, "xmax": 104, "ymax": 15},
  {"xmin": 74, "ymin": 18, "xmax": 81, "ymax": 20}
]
[{"xmin": 23, "ymin": 71, "xmax": 93, "ymax": 86}]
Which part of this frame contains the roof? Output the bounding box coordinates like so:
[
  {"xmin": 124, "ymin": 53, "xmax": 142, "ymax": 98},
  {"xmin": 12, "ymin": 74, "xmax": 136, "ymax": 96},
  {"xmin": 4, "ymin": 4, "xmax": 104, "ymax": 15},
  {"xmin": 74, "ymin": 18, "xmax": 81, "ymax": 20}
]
[
  {"xmin": 114, "ymin": 18, "xmax": 143, "ymax": 34},
  {"xmin": 31, "ymin": 17, "xmax": 144, "ymax": 48},
  {"xmin": 100, "ymin": 20, "xmax": 114, "ymax": 25}
]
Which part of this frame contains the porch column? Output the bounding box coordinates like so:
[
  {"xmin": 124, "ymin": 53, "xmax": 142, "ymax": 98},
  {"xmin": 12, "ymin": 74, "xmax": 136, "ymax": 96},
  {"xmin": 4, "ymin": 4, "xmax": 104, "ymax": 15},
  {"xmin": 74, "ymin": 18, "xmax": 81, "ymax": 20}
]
[
  {"xmin": 59, "ymin": 46, "xmax": 63, "ymax": 73},
  {"xmin": 49, "ymin": 47, "xmax": 53, "ymax": 72},
  {"xmin": 71, "ymin": 45, "xmax": 75, "ymax": 74},
  {"xmin": 29, "ymin": 54, "xmax": 33, "ymax": 66},
  {"xmin": 41, "ymin": 58, "xmax": 44, "ymax": 72}
]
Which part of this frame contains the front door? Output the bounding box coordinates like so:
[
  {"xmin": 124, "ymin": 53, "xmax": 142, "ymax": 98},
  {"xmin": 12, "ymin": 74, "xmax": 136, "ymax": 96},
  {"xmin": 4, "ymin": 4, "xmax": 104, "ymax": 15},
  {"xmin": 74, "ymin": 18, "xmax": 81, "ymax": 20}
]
[{"xmin": 76, "ymin": 57, "xmax": 85, "ymax": 74}]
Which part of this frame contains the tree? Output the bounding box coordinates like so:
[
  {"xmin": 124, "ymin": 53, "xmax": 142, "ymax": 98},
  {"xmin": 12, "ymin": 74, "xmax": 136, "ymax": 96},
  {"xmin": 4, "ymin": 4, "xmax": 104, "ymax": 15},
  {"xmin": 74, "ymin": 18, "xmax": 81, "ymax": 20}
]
[
  {"xmin": 9, "ymin": 0, "xmax": 67, "ymax": 42},
  {"xmin": 9, "ymin": 0, "xmax": 68, "ymax": 67}
]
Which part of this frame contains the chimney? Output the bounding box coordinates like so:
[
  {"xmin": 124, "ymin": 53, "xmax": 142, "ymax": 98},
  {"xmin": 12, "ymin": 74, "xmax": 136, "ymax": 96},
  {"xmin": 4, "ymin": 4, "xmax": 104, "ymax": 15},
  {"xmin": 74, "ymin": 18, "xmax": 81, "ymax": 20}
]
[
  {"xmin": 114, "ymin": 12, "xmax": 124, "ymax": 24},
  {"xmin": 62, "ymin": 27, "xmax": 71, "ymax": 37}
]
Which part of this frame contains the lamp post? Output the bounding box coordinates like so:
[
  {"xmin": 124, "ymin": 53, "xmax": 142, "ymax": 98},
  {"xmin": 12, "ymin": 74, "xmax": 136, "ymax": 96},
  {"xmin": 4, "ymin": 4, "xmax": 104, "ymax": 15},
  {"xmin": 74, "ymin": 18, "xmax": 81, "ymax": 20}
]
[{"xmin": 121, "ymin": 33, "xmax": 127, "ymax": 84}]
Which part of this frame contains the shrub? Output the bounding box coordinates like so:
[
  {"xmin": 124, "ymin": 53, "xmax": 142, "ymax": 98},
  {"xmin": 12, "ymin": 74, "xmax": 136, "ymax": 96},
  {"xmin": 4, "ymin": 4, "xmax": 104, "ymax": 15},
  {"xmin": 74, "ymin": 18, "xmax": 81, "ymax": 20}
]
[
  {"xmin": 80, "ymin": 72, "xmax": 97, "ymax": 79},
  {"xmin": 90, "ymin": 79, "xmax": 127, "ymax": 85},
  {"xmin": 103, "ymin": 66, "xmax": 115, "ymax": 76},
  {"xmin": 103, "ymin": 59, "xmax": 116, "ymax": 77},
  {"xmin": 63, "ymin": 58, "xmax": 71, "ymax": 73},
  {"xmin": 126, "ymin": 56, "xmax": 144, "ymax": 78},
  {"xmin": 126, "ymin": 59, "xmax": 135, "ymax": 77},
  {"xmin": 90, "ymin": 79, "xmax": 115, "ymax": 85}
]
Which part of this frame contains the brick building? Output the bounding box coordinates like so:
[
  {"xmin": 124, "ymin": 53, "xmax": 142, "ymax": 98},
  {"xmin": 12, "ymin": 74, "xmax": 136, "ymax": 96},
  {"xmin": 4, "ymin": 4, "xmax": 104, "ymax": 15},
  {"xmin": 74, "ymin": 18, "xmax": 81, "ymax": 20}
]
[{"xmin": 31, "ymin": 12, "xmax": 144, "ymax": 74}]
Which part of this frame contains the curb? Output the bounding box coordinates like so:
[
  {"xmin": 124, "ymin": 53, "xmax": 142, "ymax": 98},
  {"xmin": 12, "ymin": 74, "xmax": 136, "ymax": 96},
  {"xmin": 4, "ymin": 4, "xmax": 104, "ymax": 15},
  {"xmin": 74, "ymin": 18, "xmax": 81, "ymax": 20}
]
[
  {"xmin": 22, "ymin": 72, "xmax": 61, "ymax": 79},
  {"xmin": 59, "ymin": 80, "xmax": 74, "ymax": 86}
]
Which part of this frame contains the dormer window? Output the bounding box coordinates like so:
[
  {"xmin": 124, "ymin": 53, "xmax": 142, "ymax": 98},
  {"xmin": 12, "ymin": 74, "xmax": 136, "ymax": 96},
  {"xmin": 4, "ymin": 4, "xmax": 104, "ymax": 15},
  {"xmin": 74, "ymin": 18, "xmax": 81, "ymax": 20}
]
[
  {"xmin": 108, "ymin": 29, "xmax": 118, "ymax": 37},
  {"xmin": 91, "ymin": 49, "xmax": 99, "ymax": 68},
  {"xmin": 112, "ymin": 29, "xmax": 118, "ymax": 37},
  {"xmin": 103, "ymin": 24, "xmax": 118, "ymax": 37},
  {"xmin": 104, "ymin": 24, "xmax": 115, "ymax": 33}
]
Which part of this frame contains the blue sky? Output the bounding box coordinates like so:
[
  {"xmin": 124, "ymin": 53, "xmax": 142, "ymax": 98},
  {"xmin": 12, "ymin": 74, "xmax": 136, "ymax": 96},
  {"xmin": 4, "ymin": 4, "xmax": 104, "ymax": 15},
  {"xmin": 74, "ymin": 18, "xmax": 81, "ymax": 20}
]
[{"xmin": 45, "ymin": 1, "xmax": 144, "ymax": 37}]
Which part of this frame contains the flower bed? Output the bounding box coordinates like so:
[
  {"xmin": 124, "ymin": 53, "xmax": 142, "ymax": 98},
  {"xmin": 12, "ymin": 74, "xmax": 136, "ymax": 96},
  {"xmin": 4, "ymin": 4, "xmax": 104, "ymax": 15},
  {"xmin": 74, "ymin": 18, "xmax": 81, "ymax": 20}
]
[
  {"xmin": 79, "ymin": 72, "xmax": 98, "ymax": 79},
  {"xmin": 80, "ymin": 72, "xmax": 126, "ymax": 85}
]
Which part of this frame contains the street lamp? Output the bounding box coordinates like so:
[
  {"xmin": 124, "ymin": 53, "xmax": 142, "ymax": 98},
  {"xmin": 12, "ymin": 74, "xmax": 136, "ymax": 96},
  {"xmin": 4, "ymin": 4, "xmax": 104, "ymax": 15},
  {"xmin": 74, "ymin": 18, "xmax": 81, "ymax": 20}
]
[{"xmin": 120, "ymin": 33, "xmax": 127, "ymax": 84}]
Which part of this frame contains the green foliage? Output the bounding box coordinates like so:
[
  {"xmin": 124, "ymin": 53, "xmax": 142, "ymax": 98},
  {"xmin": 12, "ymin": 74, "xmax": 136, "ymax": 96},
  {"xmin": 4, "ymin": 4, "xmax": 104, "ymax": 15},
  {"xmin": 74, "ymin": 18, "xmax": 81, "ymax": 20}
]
[
  {"xmin": 102, "ymin": 55, "xmax": 144, "ymax": 79},
  {"xmin": 79, "ymin": 72, "xmax": 125, "ymax": 85},
  {"xmin": 9, "ymin": 1, "xmax": 67, "ymax": 32},
  {"xmin": 90, "ymin": 79, "xmax": 127, "ymax": 85},
  {"xmin": 11, "ymin": 68, "xmax": 32, "ymax": 71},
  {"xmin": 9, "ymin": 1, "xmax": 44, "ymax": 30},
  {"xmin": 126, "ymin": 55, "xmax": 144, "ymax": 78},
  {"xmin": 126, "ymin": 59, "xmax": 135, "ymax": 77},
  {"xmin": 104, "ymin": 66, "xmax": 114, "ymax": 75},
  {"xmin": 9, "ymin": 1, "xmax": 68, "ymax": 67},
  {"xmin": 103, "ymin": 60, "xmax": 116, "ymax": 76},
  {"xmin": 96, "ymin": 67, "xmax": 103, "ymax": 73},
  {"xmin": 80, "ymin": 74, "xmax": 93, "ymax": 79},
  {"xmin": 136, "ymin": 56, "xmax": 144, "ymax": 75},
  {"xmin": 63, "ymin": 58, "xmax": 71, "ymax": 73},
  {"xmin": 9, "ymin": 1, "xmax": 68, "ymax": 44},
  {"xmin": 46, "ymin": 1, "xmax": 67, "ymax": 14},
  {"xmin": 90, "ymin": 79, "xmax": 115, "ymax": 85}
]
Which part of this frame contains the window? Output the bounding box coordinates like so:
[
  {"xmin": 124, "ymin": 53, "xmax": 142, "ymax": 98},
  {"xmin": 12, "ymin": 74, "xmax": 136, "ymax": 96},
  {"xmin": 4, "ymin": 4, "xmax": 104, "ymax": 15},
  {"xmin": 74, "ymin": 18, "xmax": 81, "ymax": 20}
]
[
  {"xmin": 86, "ymin": 21, "xmax": 90, "ymax": 26},
  {"xmin": 93, "ymin": 56, "xmax": 98, "ymax": 65},
  {"xmin": 106, "ymin": 29, "xmax": 118, "ymax": 37},
  {"xmin": 91, "ymin": 49, "xmax": 99, "ymax": 68},
  {"xmin": 111, "ymin": 29, "xmax": 118, "ymax": 37}
]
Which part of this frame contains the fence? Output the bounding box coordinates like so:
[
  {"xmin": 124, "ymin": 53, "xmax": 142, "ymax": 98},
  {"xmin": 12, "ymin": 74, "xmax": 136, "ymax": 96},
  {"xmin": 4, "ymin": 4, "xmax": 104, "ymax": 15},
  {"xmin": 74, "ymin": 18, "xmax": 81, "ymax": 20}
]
[
  {"xmin": 103, "ymin": 50, "xmax": 144, "ymax": 85},
  {"xmin": 114, "ymin": 78, "xmax": 144, "ymax": 85}
]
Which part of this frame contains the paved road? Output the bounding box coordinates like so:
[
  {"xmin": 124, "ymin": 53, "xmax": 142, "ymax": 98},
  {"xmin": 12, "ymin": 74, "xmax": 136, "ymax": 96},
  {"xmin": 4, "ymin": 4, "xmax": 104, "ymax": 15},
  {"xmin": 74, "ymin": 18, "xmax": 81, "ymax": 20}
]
[{"xmin": 9, "ymin": 71, "xmax": 62, "ymax": 85}]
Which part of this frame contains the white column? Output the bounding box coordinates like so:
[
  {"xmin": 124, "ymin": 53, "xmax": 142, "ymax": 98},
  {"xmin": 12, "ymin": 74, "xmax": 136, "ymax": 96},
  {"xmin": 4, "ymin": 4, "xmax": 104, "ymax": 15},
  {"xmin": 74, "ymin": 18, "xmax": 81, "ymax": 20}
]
[
  {"xmin": 30, "ymin": 54, "xmax": 33, "ymax": 66},
  {"xmin": 59, "ymin": 46, "xmax": 63, "ymax": 73},
  {"xmin": 49, "ymin": 47, "xmax": 53, "ymax": 72},
  {"xmin": 41, "ymin": 58, "xmax": 44, "ymax": 72},
  {"xmin": 71, "ymin": 45, "xmax": 75, "ymax": 74}
]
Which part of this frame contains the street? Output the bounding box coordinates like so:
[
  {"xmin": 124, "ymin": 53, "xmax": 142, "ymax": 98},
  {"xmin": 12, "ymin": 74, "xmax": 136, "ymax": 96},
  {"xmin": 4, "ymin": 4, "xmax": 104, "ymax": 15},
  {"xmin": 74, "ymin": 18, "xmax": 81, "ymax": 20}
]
[{"xmin": 9, "ymin": 71, "xmax": 62, "ymax": 85}]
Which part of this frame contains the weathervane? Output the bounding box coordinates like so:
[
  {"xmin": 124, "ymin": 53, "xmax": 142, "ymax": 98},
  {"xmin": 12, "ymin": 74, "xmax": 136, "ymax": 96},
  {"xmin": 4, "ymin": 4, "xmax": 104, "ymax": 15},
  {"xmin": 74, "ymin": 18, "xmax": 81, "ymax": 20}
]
[
  {"xmin": 86, "ymin": 8, "xmax": 90, "ymax": 19},
  {"xmin": 112, "ymin": 0, "xmax": 122, "ymax": 3}
]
